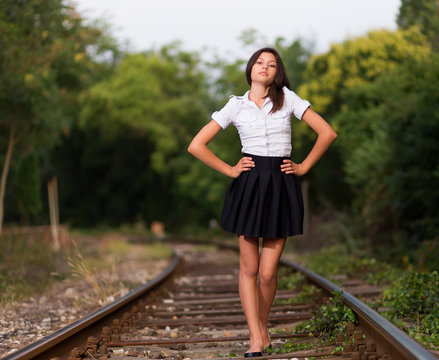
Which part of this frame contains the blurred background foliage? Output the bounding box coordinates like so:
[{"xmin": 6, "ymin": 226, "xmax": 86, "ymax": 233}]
[{"xmin": 1, "ymin": 0, "xmax": 438, "ymax": 268}]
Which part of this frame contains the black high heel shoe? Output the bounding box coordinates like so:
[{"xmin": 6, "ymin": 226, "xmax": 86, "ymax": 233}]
[{"xmin": 244, "ymin": 351, "xmax": 262, "ymax": 357}]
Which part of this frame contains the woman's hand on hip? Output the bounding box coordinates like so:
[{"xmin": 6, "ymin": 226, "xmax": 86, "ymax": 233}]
[
  {"xmin": 231, "ymin": 157, "xmax": 255, "ymax": 178},
  {"xmin": 281, "ymin": 160, "xmax": 307, "ymax": 176}
]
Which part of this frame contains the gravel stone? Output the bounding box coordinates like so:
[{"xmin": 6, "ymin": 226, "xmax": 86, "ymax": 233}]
[{"xmin": 0, "ymin": 241, "xmax": 171, "ymax": 358}]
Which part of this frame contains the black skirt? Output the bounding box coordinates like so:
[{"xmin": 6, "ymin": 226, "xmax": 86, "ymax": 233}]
[{"xmin": 220, "ymin": 154, "xmax": 304, "ymax": 238}]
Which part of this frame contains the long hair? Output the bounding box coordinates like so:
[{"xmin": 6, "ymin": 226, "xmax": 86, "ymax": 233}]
[{"xmin": 245, "ymin": 47, "xmax": 290, "ymax": 113}]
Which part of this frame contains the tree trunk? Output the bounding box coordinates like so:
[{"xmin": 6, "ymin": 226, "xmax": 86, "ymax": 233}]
[
  {"xmin": 48, "ymin": 176, "xmax": 60, "ymax": 250},
  {"xmin": 0, "ymin": 122, "xmax": 16, "ymax": 235}
]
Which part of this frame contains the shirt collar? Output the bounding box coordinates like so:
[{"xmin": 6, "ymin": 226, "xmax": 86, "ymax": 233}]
[{"xmin": 243, "ymin": 90, "xmax": 273, "ymax": 112}]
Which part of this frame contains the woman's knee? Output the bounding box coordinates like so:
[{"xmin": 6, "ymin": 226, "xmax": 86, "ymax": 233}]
[
  {"xmin": 240, "ymin": 260, "xmax": 259, "ymax": 279},
  {"xmin": 259, "ymin": 267, "xmax": 277, "ymax": 286},
  {"xmin": 239, "ymin": 236, "xmax": 259, "ymax": 279}
]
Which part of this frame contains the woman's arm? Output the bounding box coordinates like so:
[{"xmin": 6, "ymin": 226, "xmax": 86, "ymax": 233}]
[
  {"xmin": 281, "ymin": 108, "xmax": 337, "ymax": 176},
  {"xmin": 188, "ymin": 120, "xmax": 255, "ymax": 178}
]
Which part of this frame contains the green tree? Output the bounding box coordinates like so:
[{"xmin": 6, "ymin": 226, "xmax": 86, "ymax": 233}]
[
  {"xmin": 275, "ymin": 37, "xmax": 313, "ymax": 89},
  {"xmin": 397, "ymin": 0, "xmax": 439, "ymax": 50},
  {"xmin": 0, "ymin": 0, "xmax": 65, "ymax": 232},
  {"xmin": 300, "ymin": 28, "xmax": 430, "ymax": 117},
  {"xmin": 80, "ymin": 45, "xmax": 207, "ymax": 171},
  {"xmin": 14, "ymin": 153, "xmax": 42, "ymax": 224},
  {"xmin": 77, "ymin": 44, "xmax": 221, "ymax": 227},
  {"xmin": 295, "ymin": 28, "xmax": 431, "ymax": 208},
  {"xmin": 0, "ymin": 0, "xmax": 121, "ymax": 230},
  {"xmin": 334, "ymin": 55, "xmax": 439, "ymax": 248}
]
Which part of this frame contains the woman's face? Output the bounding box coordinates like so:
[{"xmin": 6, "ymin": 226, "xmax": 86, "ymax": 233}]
[{"xmin": 250, "ymin": 52, "xmax": 277, "ymax": 86}]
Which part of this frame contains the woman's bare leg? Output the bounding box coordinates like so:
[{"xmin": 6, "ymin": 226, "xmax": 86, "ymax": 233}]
[
  {"xmin": 258, "ymin": 237, "xmax": 286, "ymax": 347},
  {"xmin": 238, "ymin": 235, "xmax": 263, "ymax": 353}
]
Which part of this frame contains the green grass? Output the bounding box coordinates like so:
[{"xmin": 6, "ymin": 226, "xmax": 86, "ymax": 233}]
[
  {"xmin": 290, "ymin": 243, "xmax": 439, "ymax": 351},
  {"xmin": 102, "ymin": 237, "xmax": 173, "ymax": 260},
  {"xmin": 0, "ymin": 232, "xmax": 69, "ymax": 306},
  {"xmin": 276, "ymin": 270, "xmax": 323, "ymax": 305},
  {"xmin": 136, "ymin": 242, "xmax": 174, "ymax": 260},
  {"xmin": 381, "ymin": 271, "xmax": 439, "ymax": 350},
  {"xmin": 0, "ymin": 228, "xmax": 174, "ymax": 307},
  {"xmin": 295, "ymin": 292, "xmax": 358, "ymax": 336},
  {"xmin": 298, "ymin": 244, "xmax": 405, "ymax": 286}
]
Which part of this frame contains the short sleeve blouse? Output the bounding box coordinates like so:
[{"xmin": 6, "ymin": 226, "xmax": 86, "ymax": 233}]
[{"xmin": 211, "ymin": 87, "xmax": 310, "ymax": 157}]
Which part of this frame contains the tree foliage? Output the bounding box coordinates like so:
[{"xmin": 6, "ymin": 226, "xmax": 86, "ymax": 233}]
[
  {"xmin": 14, "ymin": 153, "xmax": 42, "ymax": 224},
  {"xmin": 3, "ymin": 1, "xmax": 438, "ymax": 257},
  {"xmin": 80, "ymin": 47, "xmax": 207, "ymax": 171},
  {"xmin": 0, "ymin": 0, "xmax": 69, "ymax": 230},
  {"xmin": 275, "ymin": 37, "xmax": 313, "ymax": 89},
  {"xmin": 335, "ymin": 56, "xmax": 439, "ymax": 246},
  {"xmin": 74, "ymin": 45, "xmax": 226, "ymax": 226},
  {"xmin": 0, "ymin": 0, "xmax": 121, "ymax": 228},
  {"xmin": 0, "ymin": 0, "xmax": 117, "ymax": 147},
  {"xmin": 397, "ymin": 0, "xmax": 439, "ymax": 50},
  {"xmin": 299, "ymin": 28, "xmax": 431, "ymax": 117},
  {"xmin": 293, "ymin": 28, "xmax": 432, "ymax": 209}
]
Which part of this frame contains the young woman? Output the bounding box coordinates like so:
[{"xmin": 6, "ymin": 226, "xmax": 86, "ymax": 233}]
[{"xmin": 188, "ymin": 47, "xmax": 337, "ymax": 357}]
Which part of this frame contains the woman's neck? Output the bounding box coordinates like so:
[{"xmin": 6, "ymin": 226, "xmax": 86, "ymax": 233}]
[{"xmin": 249, "ymin": 83, "xmax": 270, "ymax": 108}]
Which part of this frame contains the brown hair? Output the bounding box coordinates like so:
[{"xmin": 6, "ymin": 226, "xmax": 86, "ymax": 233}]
[{"xmin": 245, "ymin": 47, "xmax": 290, "ymax": 113}]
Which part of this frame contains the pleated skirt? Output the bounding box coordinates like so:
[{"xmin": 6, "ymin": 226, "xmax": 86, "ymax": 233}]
[{"xmin": 220, "ymin": 154, "xmax": 304, "ymax": 238}]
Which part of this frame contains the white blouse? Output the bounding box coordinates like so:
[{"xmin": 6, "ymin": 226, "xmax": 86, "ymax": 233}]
[{"xmin": 212, "ymin": 87, "xmax": 310, "ymax": 157}]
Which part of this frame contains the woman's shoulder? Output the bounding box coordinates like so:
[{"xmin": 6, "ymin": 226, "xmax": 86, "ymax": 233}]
[
  {"xmin": 282, "ymin": 86, "xmax": 297, "ymax": 96},
  {"xmin": 229, "ymin": 94, "xmax": 244, "ymax": 101},
  {"xmin": 222, "ymin": 95, "xmax": 243, "ymax": 110},
  {"xmin": 282, "ymin": 86, "xmax": 308, "ymax": 103},
  {"xmin": 222, "ymin": 93, "xmax": 247, "ymax": 110},
  {"xmin": 215, "ymin": 94, "xmax": 244, "ymax": 116},
  {"xmin": 281, "ymin": 86, "xmax": 311, "ymax": 119}
]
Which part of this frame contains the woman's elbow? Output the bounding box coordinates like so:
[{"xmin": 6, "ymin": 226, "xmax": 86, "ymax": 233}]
[
  {"xmin": 319, "ymin": 129, "xmax": 337, "ymax": 146},
  {"xmin": 326, "ymin": 127, "xmax": 338, "ymax": 143},
  {"xmin": 187, "ymin": 141, "xmax": 199, "ymax": 155}
]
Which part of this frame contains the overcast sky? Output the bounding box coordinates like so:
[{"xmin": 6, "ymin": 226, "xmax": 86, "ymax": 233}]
[{"xmin": 73, "ymin": 0, "xmax": 401, "ymax": 59}]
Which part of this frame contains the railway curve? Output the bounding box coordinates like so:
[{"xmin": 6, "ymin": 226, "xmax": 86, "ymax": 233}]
[{"xmin": 2, "ymin": 239, "xmax": 437, "ymax": 360}]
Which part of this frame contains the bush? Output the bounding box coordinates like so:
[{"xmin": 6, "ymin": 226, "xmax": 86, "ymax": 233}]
[
  {"xmin": 295, "ymin": 292, "xmax": 357, "ymax": 336},
  {"xmin": 382, "ymin": 271, "xmax": 439, "ymax": 348}
]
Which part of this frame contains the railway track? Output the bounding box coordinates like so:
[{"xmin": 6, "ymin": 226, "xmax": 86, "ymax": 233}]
[{"xmin": 3, "ymin": 240, "xmax": 437, "ymax": 360}]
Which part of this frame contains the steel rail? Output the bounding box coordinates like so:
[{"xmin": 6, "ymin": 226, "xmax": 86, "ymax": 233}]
[
  {"xmin": 281, "ymin": 258, "xmax": 437, "ymax": 360},
  {"xmin": 2, "ymin": 252, "xmax": 180, "ymax": 360},
  {"xmin": 213, "ymin": 240, "xmax": 436, "ymax": 359}
]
